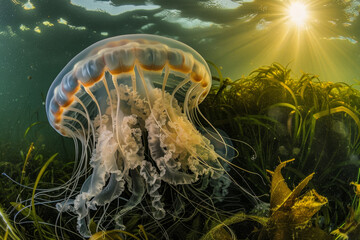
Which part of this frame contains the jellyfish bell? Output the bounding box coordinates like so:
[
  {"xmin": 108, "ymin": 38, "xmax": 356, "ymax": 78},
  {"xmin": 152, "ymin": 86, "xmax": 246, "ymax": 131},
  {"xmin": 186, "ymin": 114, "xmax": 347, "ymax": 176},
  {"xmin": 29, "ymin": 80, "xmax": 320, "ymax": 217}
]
[
  {"xmin": 45, "ymin": 34, "xmax": 232, "ymax": 237},
  {"xmin": 46, "ymin": 35, "xmax": 211, "ymax": 134}
]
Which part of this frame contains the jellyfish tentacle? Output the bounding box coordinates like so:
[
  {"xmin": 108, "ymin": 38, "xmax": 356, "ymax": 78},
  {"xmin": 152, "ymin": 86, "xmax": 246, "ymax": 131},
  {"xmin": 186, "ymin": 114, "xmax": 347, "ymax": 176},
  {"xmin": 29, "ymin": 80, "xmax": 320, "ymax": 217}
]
[
  {"xmin": 69, "ymin": 123, "xmax": 118, "ymax": 235},
  {"xmin": 111, "ymin": 75, "xmax": 126, "ymax": 156},
  {"xmin": 117, "ymin": 114, "xmax": 144, "ymax": 172},
  {"xmin": 84, "ymin": 87, "xmax": 103, "ymax": 131},
  {"xmin": 201, "ymin": 128, "xmax": 235, "ymax": 201},
  {"xmin": 114, "ymin": 169, "xmax": 145, "ymax": 230},
  {"xmin": 169, "ymin": 76, "xmax": 191, "ymax": 111},
  {"xmin": 135, "ymin": 64, "xmax": 154, "ymax": 112},
  {"xmin": 62, "ymin": 115, "xmax": 86, "ymax": 139},
  {"xmin": 66, "ymin": 129, "xmax": 89, "ymax": 188},
  {"xmin": 100, "ymin": 75, "xmax": 115, "ymax": 130},
  {"xmin": 140, "ymin": 161, "xmax": 165, "ymax": 219},
  {"xmin": 44, "ymin": 35, "xmax": 243, "ymax": 237},
  {"xmin": 89, "ymin": 173, "xmax": 125, "ymax": 208},
  {"xmin": 146, "ymin": 89, "xmax": 202, "ymax": 185},
  {"xmin": 162, "ymin": 65, "xmax": 170, "ymax": 99},
  {"xmin": 183, "ymin": 83, "xmax": 197, "ymax": 122},
  {"xmin": 77, "ymin": 216, "xmax": 91, "ymax": 237},
  {"xmin": 73, "ymin": 95, "xmax": 96, "ymax": 146}
]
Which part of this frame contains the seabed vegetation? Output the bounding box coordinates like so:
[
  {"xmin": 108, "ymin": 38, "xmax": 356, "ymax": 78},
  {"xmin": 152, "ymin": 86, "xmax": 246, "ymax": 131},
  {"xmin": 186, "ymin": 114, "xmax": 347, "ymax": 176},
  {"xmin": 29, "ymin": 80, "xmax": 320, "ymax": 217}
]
[{"xmin": 1, "ymin": 63, "xmax": 360, "ymax": 239}]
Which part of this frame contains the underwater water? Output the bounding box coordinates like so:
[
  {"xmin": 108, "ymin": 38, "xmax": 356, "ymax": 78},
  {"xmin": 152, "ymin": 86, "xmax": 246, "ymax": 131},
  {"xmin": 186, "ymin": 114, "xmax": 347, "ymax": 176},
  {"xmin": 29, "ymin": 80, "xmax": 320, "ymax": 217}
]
[{"xmin": 1, "ymin": 0, "xmax": 360, "ymax": 239}]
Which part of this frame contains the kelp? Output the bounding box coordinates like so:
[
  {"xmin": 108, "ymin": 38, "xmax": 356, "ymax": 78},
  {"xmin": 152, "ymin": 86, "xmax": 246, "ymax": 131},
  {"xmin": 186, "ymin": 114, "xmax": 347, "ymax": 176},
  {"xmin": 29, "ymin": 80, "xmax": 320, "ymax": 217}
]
[
  {"xmin": 23, "ymin": 121, "xmax": 42, "ymax": 139},
  {"xmin": 0, "ymin": 204, "xmax": 23, "ymax": 240},
  {"xmin": 201, "ymin": 62, "xmax": 360, "ymax": 228},
  {"xmin": 31, "ymin": 153, "xmax": 58, "ymax": 240},
  {"xmin": 261, "ymin": 159, "xmax": 329, "ymax": 239},
  {"xmin": 200, "ymin": 159, "xmax": 332, "ymax": 240},
  {"xmin": 2, "ymin": 120, "xmax": 219, "ymax": 239},
  {"xmin": 20, "ymin": 142, "xmax": 35, "ymax": 185},
  {"xmin": 331, "ymin": 181, "xmax": 360, "ymax": 240},
  {"xmin": 89, "ymin": 225, "xmax": 150, "ymax": 240},
  {"xmin": 2, "ymin": 64, "xmax": 360, "ymax": 239},
  {"xmin": 0, "ymin": 122, "xmax": 76, "ymax": 239}
]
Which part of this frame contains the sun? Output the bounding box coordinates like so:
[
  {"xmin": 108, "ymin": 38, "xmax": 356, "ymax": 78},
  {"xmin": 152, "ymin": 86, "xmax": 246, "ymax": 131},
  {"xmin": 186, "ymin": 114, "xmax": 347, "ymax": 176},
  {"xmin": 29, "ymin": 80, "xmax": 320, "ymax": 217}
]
[{"xmin": 288, "ymin": 2, "xmax": 308, "ymax": 27}]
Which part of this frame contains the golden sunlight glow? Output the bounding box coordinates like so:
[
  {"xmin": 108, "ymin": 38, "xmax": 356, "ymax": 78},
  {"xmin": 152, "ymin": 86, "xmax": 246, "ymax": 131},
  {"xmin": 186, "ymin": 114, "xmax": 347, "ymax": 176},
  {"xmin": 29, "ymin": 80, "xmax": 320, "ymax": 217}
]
[
  {"xmin": 288, "ymin": 2, "xmax": 308, "ymax": 27},
  {"xmin": 216, "ymin": 0, "xmax": 358, "ymax": 86}
]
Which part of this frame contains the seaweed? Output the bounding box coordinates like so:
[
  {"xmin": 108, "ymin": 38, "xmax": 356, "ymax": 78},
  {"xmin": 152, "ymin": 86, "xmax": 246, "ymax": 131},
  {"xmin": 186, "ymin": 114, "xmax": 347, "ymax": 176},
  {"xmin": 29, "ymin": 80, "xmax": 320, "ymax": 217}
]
[
  {"xmin": 0, "ymin": 122, "xmax": 77, "ymax": 239},
  {"xmin": 88, "ymin": 225, "xmax": 150, "ymax": 240},
  {"xmin": 0, "ymin": 203, "xmax": 24, "ymax": 240},
  {"xmin": 200, "ymin": 62, "xmax": 360, "ymax": 228},
  {"xmin": 199, "ymin": 159, "xmax": 332, "ymax": 240},
  {"xmin": 2, "ymin": 63, "xmax": 360, "ymax": 239},
  {"xmin": 331, "ymin": 180, "xmax": 360, "ymax": 240}
]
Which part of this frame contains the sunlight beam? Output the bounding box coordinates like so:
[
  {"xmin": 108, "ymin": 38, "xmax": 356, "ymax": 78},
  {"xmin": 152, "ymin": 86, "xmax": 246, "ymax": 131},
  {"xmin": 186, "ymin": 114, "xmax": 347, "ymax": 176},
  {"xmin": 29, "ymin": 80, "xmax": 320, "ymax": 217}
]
[{"xmin": 288, "ymin": 2, "xmax": 308, "ymax": 27}]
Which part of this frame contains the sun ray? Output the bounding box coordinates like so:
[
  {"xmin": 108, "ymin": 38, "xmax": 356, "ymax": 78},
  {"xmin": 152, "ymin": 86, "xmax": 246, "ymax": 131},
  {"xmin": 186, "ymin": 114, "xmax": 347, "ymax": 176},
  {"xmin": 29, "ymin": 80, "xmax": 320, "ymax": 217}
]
[{"xmin": 288, "ymin": 2, "xmax": 308, "ymax": 27}]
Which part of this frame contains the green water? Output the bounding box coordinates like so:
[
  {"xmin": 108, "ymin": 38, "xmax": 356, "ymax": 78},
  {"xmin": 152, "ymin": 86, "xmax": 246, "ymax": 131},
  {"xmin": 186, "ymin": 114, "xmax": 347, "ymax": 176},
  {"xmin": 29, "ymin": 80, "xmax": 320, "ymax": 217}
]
[{"xmin": 1, "ymin": 1, "xmax": 360, "ymax": 239}]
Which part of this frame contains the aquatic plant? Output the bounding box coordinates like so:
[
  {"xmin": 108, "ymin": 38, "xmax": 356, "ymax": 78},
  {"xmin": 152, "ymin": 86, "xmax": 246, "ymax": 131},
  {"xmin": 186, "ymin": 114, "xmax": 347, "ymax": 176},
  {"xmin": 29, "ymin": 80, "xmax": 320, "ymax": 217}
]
[
  {"xmin": 201, "ymin": 62, "xmax": 360, "ymax": 227},
  {"xmin": 88, "ymin": 225, "xmax": 149, "ymax": 240},
  {"xmin": 0, "ymin": 121, "xmax": 80, "ymax": 239},
  {"xmin": 44, "ymin": 34, "xmax": 241, "ymax": 237},
  {"xmin": 200, "ymin": 159, "xmax": 331, "ymax": 240},
  {"xmin": 260, "ymin": 159, "xmax": 328, "ymax": 239},
  {"xmin": 0, "ymin": 204, "xmax": 23, "ymax": 240},
  {"xmin": 331, "ymin": 181, "xmax": 360, "ymax": 240},
  {"xmin": 4, "ymin": 62, "xmax": 360, "ymax": 239}
]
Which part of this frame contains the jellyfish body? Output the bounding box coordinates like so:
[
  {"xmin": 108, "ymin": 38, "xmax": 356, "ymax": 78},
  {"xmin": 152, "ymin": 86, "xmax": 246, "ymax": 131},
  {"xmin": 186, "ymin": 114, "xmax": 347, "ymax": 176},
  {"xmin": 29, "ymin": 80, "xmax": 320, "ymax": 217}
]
[{"xmin": 46, "ymin": 34, "xmax": 232, "ymax": 237}]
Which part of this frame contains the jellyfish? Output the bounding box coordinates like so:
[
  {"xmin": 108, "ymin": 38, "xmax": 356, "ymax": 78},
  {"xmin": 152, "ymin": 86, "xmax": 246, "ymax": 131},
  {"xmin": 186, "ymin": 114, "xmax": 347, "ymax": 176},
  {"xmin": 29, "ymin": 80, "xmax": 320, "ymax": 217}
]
[{"xmin": 46, "ymin": 34, "xmax": 234, "ymax": 237}]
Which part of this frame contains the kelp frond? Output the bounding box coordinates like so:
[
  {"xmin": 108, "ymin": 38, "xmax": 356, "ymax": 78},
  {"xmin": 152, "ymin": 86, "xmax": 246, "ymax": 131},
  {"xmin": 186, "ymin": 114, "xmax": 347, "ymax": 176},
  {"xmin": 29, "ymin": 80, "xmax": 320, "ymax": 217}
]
[
  {"xmin": 0, "ymin": 204, "xmax": 22, "ymax": 240},
  {"xmin": 201, "ymin": 62, "xmax": 360, "ymax": 228}
]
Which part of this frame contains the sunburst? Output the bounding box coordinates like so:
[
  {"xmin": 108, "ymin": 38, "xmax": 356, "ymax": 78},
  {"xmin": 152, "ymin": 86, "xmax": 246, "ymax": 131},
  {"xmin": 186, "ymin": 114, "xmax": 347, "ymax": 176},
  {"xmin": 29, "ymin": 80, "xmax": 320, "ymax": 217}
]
[{"xmin": 288, "ymin": 2, "xmax": 308, "ymax": 27}]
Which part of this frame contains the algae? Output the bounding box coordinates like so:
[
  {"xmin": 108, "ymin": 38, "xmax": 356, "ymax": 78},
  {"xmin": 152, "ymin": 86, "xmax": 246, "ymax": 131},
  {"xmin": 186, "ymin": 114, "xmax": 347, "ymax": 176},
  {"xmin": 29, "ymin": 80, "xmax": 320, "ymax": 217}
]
[{"xmin": 1, "ymin": 63, "xmax": 360, "ymax": 239}]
